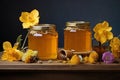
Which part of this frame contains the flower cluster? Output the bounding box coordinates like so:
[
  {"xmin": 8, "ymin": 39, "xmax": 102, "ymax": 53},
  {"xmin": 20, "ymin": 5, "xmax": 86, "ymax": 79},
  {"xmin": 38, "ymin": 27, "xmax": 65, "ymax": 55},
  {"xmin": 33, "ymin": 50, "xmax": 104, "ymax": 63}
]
[
  {"xmin": 19, "ymin": 9, "xmax": 40, "ymax": 29},
  {"xmin": 1, "ymin": 41, "xmax": 23, "ymax": 62},
  {"xmin": 110, "ymin": 37, "xmax": 120, "ymax": 58},
  {"xmin": 93, "ymin": 21, "xmax": 113, "ymax": 44}
]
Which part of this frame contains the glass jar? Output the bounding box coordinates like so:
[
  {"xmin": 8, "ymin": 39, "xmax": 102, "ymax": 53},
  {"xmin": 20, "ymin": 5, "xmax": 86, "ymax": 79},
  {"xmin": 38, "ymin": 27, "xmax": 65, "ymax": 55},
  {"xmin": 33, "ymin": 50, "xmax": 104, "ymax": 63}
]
[
  {"xmin": 64, "ymin": 21, "xmax": 92, "ymax": 53},
  {"xmin": 28, "ymin": 24, "xmax": 58, "ymax": 60}
]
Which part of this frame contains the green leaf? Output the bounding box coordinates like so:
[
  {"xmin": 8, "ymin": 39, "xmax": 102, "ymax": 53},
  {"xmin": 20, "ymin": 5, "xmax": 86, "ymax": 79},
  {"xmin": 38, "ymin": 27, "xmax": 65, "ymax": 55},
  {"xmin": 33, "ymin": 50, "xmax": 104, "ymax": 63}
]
[{"xmin": 16, "ymin": 35, "xmax": 23, "ymax": 50}]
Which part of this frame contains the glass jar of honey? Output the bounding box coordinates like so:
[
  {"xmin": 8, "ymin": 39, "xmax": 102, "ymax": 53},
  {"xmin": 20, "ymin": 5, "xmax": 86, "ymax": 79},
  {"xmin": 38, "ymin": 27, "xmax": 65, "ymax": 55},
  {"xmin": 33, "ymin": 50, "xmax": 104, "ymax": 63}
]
[
  {"xmin": 64, "ymin": 21, "xmax": 92, "ymax": 53},
  {"xmin": 28, "ymin": 24, "xmax": 58, "ymax": 60}
]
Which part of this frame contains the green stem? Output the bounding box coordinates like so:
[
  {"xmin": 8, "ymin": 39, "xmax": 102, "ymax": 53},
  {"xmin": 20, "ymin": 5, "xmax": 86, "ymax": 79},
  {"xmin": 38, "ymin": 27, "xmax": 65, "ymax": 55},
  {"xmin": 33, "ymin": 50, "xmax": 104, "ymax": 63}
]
[{"xmin": 21, "ymin": 30, "xmax": 30, "ymax": 50}]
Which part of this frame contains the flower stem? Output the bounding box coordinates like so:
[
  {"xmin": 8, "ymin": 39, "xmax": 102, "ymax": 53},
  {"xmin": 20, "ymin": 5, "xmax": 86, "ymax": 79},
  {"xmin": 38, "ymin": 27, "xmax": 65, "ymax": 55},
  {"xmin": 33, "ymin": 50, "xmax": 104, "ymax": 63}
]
[
  {"xmin": 98, "ymin": 42, "xmax": 102, "ymax": 64},
  {"xmin": 21, "ymin": 30, "xmax": 30, "ymax": 50}
]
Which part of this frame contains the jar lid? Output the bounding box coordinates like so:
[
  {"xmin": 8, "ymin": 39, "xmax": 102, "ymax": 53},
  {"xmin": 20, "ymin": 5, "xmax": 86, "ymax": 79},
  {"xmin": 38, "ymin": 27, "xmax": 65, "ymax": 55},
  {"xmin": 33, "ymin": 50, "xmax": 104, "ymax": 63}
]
[
  {"xmin": 66, "ymin": 21, "xmax": 90, "ymax": 29},
  {"xmin": 32, "ymin": 24, "xmax": 56, "ymax": 30},
  {"xmin": 66, "ymin": 21, "xmax": 89, "ymax": 26}
]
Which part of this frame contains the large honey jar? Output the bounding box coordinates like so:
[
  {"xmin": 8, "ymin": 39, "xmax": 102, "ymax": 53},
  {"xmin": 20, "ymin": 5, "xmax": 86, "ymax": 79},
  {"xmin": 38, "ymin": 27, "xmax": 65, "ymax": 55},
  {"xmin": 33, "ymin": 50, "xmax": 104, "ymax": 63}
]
[
  {"xmin": 28, "ymin": 24, "xmax": 58, "ymax": 60},
  {"xmin": 64, "ymin": 21, "xmax": 92, "ymax": 53}
]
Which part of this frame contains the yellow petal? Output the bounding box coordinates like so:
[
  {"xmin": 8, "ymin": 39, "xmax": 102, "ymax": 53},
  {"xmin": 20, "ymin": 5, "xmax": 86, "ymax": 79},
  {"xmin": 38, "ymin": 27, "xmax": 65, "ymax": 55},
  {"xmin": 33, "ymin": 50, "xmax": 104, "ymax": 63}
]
[
  {"xmin": 30, "ymin": 9, "xmax": 39, "ymax": 18},
  {"xmin": 13, "ymin": 42, "xmax": 19, "ymax": 49},
  {"xmin": 1, "ymin": 52, "xmax": 8, "ymax": 60},
  {"xmin": 94, "ymin": 33, "xmax": 100, "ymax": 41},
  {"xmin": 70, "ymin": 55, "xmax": 80, "ymax": 65},
  {"xmin": 106, "ymin": 32, "xmax": 113, "ymax": 40},
  {"xmin": 3, "ymin": 41, "xmax": 12, "ymax": 51},
  {"xmin": 106, "ymin": 26, "xmax": 112, "ymax": 32},
  {"xmin": 89, "ymin": 51, "xmax": 98, "ymax": 61},
  {"xmin": 19, "ymin": 12, "xmax": 29, "ymax": 23},
  {"xmin": 22, "ymin": 23, "xmax": 31, "ymax": 29},
  {"xmin": 110, "ymin": 40, "xmax": 114, "ymax": 47},
  {"xmin": 26, "ymin": 49, "xmax": 34, "ymax": 54},
  {"xmin": 88, "ymin": 57, "xmax": 96, "ymax": 64},
  {"xmin": 102, "ymin": 21, "xmax": 109, "ymax": 27},
  {"xmin": 97, "ymin": 29, "xmax": 104, "ymax": 34},
  {"xmin": 22, "ymin": 49, "xmax": 34, "ymax": 63},
  {"xmin": 100, "ymin": 34, "xmax": 107, "ymax": 44},
  {"xmin": 113, "ymin": 37, "xmax": 120, "ymax": 44},
  {"xmin": 83, "ymin": 56, "xmax": 89, "ymax": 63},
  {"xmin": 29, "ymin": 17, "xmax": 39, "ymax": 26},
  {"xmin": 110, "ymin": 37, "xmax": 120, "ymax": 52},
  {"xmin": 93, "ymin": 23, "xmax": 102, "ymax": 32},
  {"xmin": 25, "ymin": 55, "xmax": 31, "ymax": 63},
  {"xmin": 15, "ymin": 50, "xmax": 23, "ymax": 60}
]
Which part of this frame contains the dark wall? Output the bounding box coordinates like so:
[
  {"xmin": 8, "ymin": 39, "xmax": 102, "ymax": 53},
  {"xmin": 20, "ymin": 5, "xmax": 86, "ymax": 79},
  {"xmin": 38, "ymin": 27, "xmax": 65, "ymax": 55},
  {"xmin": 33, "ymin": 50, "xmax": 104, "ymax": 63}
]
[{"xmin": 0, "ymin": 0, "xmax": 120, "ymax": 51}]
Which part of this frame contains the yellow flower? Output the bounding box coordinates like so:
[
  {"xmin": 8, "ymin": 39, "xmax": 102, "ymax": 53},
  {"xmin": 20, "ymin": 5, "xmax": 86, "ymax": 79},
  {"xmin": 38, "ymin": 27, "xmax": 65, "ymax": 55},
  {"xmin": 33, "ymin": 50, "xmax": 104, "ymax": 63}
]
[
  {"xmin": 110, "ymin": 37, "xmax": 120, "ymax": 58},
  {"xmin": 88, "ymin": 51, "xmax": 98, "ymax": 63},
  {"xmin": 3, "ymin": 41, "xmax": 12, "ymax": 50},
  {"xmin": 70, "ymin": 55, "xmax": 80, "ymax": 65},
  {"xmin": 83, "ymin": 51, "xmax": 98, "ymax": 64},
  {"xmin": 19, "ymin": 9, "xmax": 40, "ymax": 29},
  {"xmin": 22, "ymin": 49, "xmax": 38, "ymax": 63},
  {"xmin": 83, "ymin": 56, "xmax": 89, "ymax": 63},
  {"xmin": 1, "ymin": 41, "xmax": 23, "ymax": 61},
  {"xmin": 93, "ymin": 21, "xmax": 113, "ymax": 44}
]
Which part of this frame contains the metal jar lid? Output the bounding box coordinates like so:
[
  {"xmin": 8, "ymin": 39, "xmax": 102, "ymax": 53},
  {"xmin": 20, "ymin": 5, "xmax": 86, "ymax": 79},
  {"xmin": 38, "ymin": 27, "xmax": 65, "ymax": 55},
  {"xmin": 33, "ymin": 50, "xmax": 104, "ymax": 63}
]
[
  {"xmin": 32, "ymin": 24, "xmax": 56, "ymax": 31},
  {"xmin": 66, "ymin": 21, "xmax": 90, "ymax": 29}
]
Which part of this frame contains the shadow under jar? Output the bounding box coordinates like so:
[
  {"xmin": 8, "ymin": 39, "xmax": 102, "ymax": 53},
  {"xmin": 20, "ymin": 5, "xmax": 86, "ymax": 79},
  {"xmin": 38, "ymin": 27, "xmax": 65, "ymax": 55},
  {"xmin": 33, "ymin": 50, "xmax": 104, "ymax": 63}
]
[
  {"xmin": 28, "ymin": 24, "xmax": 58, "ymax": 60},
  {"xmin": 64, "ymin": 21, "xmax": 92, "ymax": 54}
]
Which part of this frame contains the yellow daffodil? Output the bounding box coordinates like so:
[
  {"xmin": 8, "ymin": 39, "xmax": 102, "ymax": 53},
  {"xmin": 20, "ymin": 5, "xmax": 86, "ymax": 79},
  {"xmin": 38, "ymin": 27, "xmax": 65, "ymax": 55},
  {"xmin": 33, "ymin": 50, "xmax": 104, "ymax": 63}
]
[
  {"xmin": 93, "ymin": 21, "xmax": 113, "ymax": 44},
  {"xmin": 19, "ymin": 9, "xmax": 40, "ymax": 29},
  {"xmin": 1, "ymin": 41, "xmax": 23, "ymax": 62},
  {"xmin": 110, "ymin": 37, "xmax": 120, "ymax": 58}
]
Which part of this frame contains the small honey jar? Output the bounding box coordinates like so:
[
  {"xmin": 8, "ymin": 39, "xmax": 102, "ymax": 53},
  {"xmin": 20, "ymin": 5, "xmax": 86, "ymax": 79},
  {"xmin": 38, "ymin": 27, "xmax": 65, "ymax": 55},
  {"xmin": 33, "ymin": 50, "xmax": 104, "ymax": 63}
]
[
  {"xmin": 28, "ymin": 24, "xmax": 58, "ymax": 60},
  {"xmin": 64, "ymin": 21, "xmax": 92, "ymax": 54}
]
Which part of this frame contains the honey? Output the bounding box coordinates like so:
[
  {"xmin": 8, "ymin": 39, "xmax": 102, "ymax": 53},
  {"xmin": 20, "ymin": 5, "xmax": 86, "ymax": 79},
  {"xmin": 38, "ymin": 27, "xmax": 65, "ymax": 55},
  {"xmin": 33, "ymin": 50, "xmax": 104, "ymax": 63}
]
[
  {"xmin": 64, "ymin": 21, "xmax": 92, "ymax": 53},
  {"xmin": 28, "ymin": 24, "xmax": 58, "ymax": 60}
]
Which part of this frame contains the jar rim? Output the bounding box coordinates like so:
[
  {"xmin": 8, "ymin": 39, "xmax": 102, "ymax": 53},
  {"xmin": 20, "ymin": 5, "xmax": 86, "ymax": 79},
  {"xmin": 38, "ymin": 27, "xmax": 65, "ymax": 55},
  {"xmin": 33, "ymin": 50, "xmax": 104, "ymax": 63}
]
[
  {"xmin": 32, "ymin": 24, "xmax": 56, "ymax": 30},
  {"xmin": 66, "ymin": 21, "xmax": 90, "ymax": 26}
]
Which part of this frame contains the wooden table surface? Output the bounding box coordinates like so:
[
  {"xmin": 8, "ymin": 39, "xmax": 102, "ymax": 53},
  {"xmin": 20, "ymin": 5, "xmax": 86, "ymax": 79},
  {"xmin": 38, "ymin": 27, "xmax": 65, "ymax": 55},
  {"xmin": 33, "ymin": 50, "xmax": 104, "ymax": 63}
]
[
  {"xmin": 0, "ymin": 60, "xmax": 120, "ymax": 80},
  {"xmin": 0, "ymin": 52, "xmax": 120, "ymax": 80},
  {"xmin": 0, "ymin": 60, "xmax": 120, "ymax": 71}
]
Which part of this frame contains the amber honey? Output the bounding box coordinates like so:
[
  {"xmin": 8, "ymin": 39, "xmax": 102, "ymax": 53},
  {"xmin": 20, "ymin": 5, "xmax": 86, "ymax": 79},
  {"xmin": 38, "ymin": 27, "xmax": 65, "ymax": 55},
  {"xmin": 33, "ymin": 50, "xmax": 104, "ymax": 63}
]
[
  {"xmin": 28, "ymin": 24, "xmax": 58, "ymax": 60},
  {"xmin": 64, "ymin": 21, "xmax": 92, "ymax": 53}
]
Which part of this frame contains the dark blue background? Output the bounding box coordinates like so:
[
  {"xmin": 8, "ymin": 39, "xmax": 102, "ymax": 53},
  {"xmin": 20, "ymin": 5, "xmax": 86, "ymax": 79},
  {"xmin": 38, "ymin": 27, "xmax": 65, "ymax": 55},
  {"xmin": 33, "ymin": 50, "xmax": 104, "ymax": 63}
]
[{"xmin": 0, "ymin": 0, "xmax": 120, "ymax": 51}]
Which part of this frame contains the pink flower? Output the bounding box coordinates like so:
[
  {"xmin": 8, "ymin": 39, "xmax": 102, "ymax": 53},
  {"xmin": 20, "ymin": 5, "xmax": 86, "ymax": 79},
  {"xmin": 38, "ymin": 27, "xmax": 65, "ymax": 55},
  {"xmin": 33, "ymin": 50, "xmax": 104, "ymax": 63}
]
[{"xmin": 102, "ymin": 51, "xmax": 114, "ymax": 64}]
